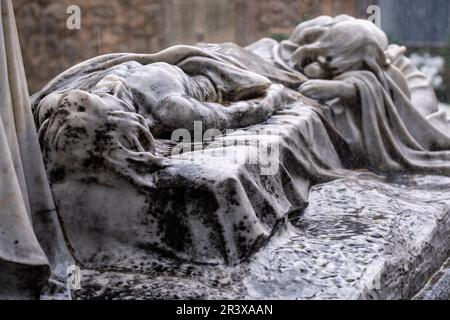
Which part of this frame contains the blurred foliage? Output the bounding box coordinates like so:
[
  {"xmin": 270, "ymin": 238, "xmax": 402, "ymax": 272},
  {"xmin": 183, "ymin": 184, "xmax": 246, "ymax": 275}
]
[
  {"xmin": 269, "ymin": 33, "xmax": 289, "ymax": 42},
  {"xmin": 387, "ymin": 33, "xmax": 450, "ymax": 104}
]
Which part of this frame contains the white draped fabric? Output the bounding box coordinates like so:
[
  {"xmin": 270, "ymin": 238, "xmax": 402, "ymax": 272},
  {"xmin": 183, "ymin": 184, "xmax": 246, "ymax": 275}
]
[{"xmin": 0, "ymin": 0, "xmax": 71, "ymax": 299}]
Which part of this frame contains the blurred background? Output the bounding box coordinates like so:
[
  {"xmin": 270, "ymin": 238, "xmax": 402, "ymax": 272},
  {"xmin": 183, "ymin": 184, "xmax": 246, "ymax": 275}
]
[{"xmin": 13, "ymin": 0, "xmax": 450, "ymax": 103}]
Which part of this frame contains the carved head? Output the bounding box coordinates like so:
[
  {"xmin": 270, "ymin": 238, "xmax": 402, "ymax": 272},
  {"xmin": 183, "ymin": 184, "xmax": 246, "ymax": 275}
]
[{"xmin": 281, "ymin": 15, "xmax": 390, "ymax": 81}]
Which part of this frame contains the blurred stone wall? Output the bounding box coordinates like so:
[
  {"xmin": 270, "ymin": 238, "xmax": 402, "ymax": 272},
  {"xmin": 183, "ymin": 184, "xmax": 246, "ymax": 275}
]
[
  {"xmin": 14, "ymin": 0, "xmax": 166, "ymax": 93},
  {"xmin": 13, "ymin": 0, "xmax": 365, "ymax": 94}
]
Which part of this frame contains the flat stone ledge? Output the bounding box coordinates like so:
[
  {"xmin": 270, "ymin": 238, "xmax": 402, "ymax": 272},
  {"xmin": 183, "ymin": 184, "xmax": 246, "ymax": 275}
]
[
  {"xmin": 73, "ymin": 174, "xmax": 450, "ymax": 300},
  {"xmin": 414, "ymin": 257, "xmax": 450, "ymax": 300}
]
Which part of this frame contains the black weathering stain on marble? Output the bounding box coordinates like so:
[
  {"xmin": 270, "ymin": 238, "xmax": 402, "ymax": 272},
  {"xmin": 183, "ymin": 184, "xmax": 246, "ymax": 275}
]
[
  {"xmin": 48, "ymin": 166, "xmax": 66, "ymax": 184},
  {"xmin": 142, "ymin": 174, "xmax": 234, "ymax": 262}
]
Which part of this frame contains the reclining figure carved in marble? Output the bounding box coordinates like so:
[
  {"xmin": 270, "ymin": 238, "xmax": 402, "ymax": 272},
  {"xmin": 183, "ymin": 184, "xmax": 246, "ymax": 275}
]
[{"xmin": 29, "ymin": 15, "xmax": 450, "ymax": 272}]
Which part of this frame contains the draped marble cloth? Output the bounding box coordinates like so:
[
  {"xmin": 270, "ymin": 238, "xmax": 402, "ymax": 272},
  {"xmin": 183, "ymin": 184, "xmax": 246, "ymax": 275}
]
[
  {"xmin": 0, "ymin": 0, "xmax": 72, "ymax": 299},
  {"xmin": 29, "ymin": 44, "xmax": 350, "ymax": 267},
  {"xmin": 9, "ymin": 12, "xmax": 450, "ymax": 283}
]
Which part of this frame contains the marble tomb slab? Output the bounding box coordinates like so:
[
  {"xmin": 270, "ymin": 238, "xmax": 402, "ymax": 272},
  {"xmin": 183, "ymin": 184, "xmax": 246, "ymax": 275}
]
[{"xmin": 73, "ymin": 174, "xmax": 450, "ymax": 300}]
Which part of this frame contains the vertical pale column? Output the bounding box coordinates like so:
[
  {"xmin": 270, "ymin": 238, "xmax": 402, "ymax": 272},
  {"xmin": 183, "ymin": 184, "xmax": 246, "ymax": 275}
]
[{"xmin": 0, "ymin": 0, "xmax": 72, "ymax": 299}]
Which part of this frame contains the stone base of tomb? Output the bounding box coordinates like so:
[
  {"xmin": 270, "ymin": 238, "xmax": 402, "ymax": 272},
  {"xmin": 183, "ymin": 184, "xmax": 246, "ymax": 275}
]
[
  {"xmin": 414, "ymin": 257, "xmax": 450, "ymax": 300},
  {"xmin": 70, "ymin": 174, "xmax": 450, "ymax": 300}
]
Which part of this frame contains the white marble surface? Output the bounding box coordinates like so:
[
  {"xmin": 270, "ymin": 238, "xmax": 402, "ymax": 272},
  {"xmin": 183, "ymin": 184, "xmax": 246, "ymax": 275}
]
[{"xmin": 74, "ymin": 174, "xmax": 450, "ymax": 300}]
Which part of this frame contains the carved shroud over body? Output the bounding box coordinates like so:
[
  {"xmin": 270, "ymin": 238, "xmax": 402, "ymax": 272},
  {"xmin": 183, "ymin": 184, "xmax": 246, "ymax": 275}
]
[
  {"xmin": 4, "ymin": 11, "xmax": 450, "ymax": 297},
  {"xmin": 30, "ymin": 30, "xmax": 450, "ymax": 270}
]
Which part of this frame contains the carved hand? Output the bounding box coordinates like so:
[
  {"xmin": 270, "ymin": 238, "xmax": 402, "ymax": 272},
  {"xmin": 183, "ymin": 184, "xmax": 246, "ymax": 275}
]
[{"xmin": 299, "ymin": 79, "xmax": 356, "ymax": 102}]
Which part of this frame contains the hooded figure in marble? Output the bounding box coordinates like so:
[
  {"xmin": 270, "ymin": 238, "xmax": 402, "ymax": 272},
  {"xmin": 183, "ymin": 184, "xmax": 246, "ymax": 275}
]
[{"xmin": 248, "ymin": 15, "xmax": 450, "ymax": 174}]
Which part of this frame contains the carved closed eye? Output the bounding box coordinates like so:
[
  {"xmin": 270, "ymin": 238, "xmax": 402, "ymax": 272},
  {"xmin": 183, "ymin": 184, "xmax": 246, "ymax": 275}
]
[
  {"xmin": 297, "ymin": 27, "xmax": 326, "ymax": 45},
  {"xmin": 300, "ymin": 35, "xmax": 315, "ymax": 45}
]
